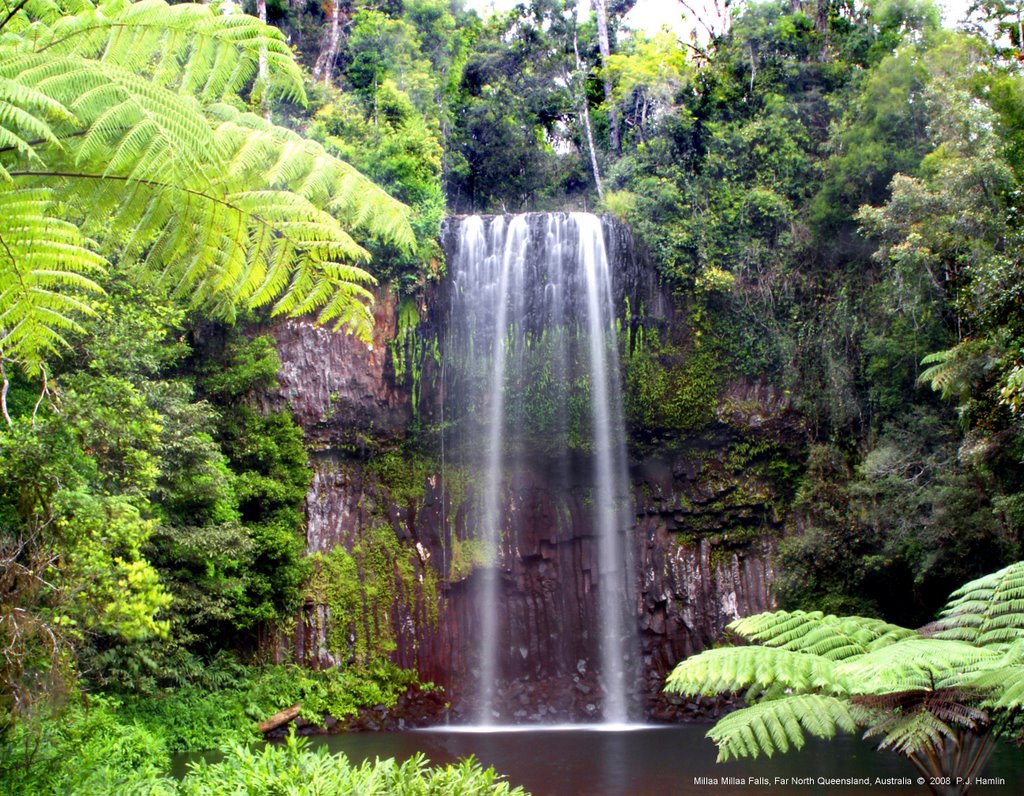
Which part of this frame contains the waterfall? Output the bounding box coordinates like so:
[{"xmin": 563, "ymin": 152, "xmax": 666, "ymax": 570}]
[{"xmin": 444, "ymin": 212, "xmax": 636, "ymax": 725}]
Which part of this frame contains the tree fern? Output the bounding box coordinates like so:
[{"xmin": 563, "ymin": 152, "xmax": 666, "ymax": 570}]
[
  {"xmin": 0, "ymin": 186, "xmax": 105, "ymax": 368},
  {"xmin": 730, "ymin": 610, "xmax": 917, "ymax": 660},
  {"xmin": 965, "ymin": 663, "xmax": 1024, "ymax": 710},
  {"xmin": 863, "ymin": 709, "xmax": 959, "ymax": 757},
  {"xmin": 0, "ymin": 0, "xmax": 415, "ymax": 377},
  {"xmin": 205, "ymin": 104, "xmax": 414, "ymax": 250},
  {"xmin": 667, "ymin": 563, "xmax": 1024, "ymax": 788},
  {"xmin": 835, "ymin": 639, "xmax": 1003, "ymax": 693},
  {"xmin": 918, "ymin": 340, "xmax": 1000, "ymax": 404},
  {"xmin": 665, "ymin": 646, "xmax": 847, "ymax": 698},
  {"xmin": 8, "ymin": 0, "xmax": 304, "ymax": 103}
]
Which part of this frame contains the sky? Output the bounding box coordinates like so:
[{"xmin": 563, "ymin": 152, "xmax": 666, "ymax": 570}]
[{"xmin": 462, "ymin": 0, "xmax": 976, "ymax": 39}]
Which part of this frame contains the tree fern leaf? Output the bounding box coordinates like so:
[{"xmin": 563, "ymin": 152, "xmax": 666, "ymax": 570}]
[
  {"xmin": 0, "ymin": 186, "xmax": 105, "ymax": 370},
  {"xmin": 22, "ymin": 0, "xmax": 305, "ymax": 103},
  {"xmin": 708, "ymin": 695, "xmax": 857, "ymax": 762},
  {"xmin": 836, "ymin": 639, "xmax": 1002, "ymax": 693},
  {"xmin": 934, "ymin": 561, "xmax": 1024, "ymax": 646},
  {"xmin": 665, "ymin": 646, "xmax": 846, "ymax": 697},
  {"xmin": 729, "ymin": 611, "xmax": 916, "ymax": 660},
  {"xmin": 863, "ymin": 710, "xmax": 955, "ymax": 757}
]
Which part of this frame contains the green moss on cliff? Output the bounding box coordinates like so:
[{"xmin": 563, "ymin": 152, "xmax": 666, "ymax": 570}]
[
  {"xmin": 624, "ymin": 323, "xmax": 730, "ymax": 438},
  {"xmin": 305, "ymin": 521, "xmax": 437, "ymax": 664}
]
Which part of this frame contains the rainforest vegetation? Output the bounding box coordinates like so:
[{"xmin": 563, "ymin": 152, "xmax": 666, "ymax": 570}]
[{"xmin": 2, "ymin": 0, "xmax": 1024, "ymax": 792}]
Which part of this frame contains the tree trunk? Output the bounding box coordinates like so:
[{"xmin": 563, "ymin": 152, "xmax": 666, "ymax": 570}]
[
  {"xmin": 313, "ymin": 1, "xmax": 344, "ymax": 86},
  {"xmin": 257, "ymin": 0, "xmax": 269, "ymax": 117},
  {"xmin": 258, "ymin": 704, "xmax": 301, "ymax": 733},
  {"xmin": 593, "ymin": 0, "xmax": 619, "ymax": 155},
  {"xmin": 0, "ymin": 355, "xmax": 11, "ymax": 426},
  {"xmin": 572, "ymin": 22, "xmax": 603, "ymax": 200}
]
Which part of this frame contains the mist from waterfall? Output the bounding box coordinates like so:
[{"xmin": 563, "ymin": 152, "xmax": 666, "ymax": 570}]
[{"xmin": 445, "ymin": 212, "xmax": 636, "ymax": 725}]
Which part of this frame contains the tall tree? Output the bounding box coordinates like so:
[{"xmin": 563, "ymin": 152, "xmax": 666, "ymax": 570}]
[
  {"xmin": 313, "ymin": 1, "xmax": 350, "ymax": 84},
  {"xmin": 594, "ymin": 0, "xmax": 620, "ymax": 153}
]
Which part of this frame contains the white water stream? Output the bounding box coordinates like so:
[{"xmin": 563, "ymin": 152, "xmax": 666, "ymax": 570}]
[{"xmin": 447, "ymin": 213, "xmax": 635, "ymax": 724}]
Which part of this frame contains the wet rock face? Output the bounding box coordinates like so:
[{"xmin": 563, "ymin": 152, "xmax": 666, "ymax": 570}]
[
  {"xmin": 276, "ymin": 220, "xmax": 795, "ymax": 721},
  {"xmin": 270, "ymin": 291, "xmax": 410, "ymax": 449},
  {"xmin": 290, "ymin": 441, "xmax": 783, "ymax": 721}
]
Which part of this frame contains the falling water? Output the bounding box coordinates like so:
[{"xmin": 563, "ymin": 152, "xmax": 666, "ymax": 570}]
[{"xmin": 445, "ymin": 212, "xmax": 636, "ymax": 725}]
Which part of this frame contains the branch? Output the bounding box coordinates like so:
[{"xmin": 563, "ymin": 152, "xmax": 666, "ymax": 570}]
[{"xmin": 0, "ymin": 0, "xmax": 28, "ymax": 34}]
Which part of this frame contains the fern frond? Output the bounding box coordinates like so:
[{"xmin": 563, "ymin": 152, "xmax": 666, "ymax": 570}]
[
  {"xmin": 207, "ymin": 104, "xmax": 415, "ymax": 251},
  {"xmin": 963, "ymin": 664, "xmax": 1024, "ymax": 710},
  {"xmin": 0, "ymin": 75, "xmax": 75, "ymax": 178},
  {"xmin": 863, "ymin": 709, "xmax": 958, "ymax": 757},
  {"xmin": 13, "ymin": 0, "xmax": 305, "ymax": 103},
  {"xmin": 729, "ymin": 611, "xmax": 917, "ymax": 661},
  {"xmin": 853, "ymin": 688, "xmax": 989, "ymax": 732},
  {"xmin": 0, "ymin": 1, "xmax": 412, "ymax": 360},
  {"xmin": 918, "ymin": 340, "xmax": 999, "ymax": 401},
  {"xmin": 933, "ymin": 561, "xmax": 1024, "ymax": 646},
  {"xmin": 0, "ymin": 185, "xmax": 105, "ymax": 370},
  {"xmin": 836, "ymin": 639, "xmax": 1002, "ymax": 693},
  {"xmin": 707, "ymin": 695, "xmax": 858, "ymax": 761},
  {"xmin": 665, "ymin": 646, "xmax": 846, "ymax": 698},
  {"xmin": 1, "ymin": 53, "xmax": 221, "ymax": 188}
]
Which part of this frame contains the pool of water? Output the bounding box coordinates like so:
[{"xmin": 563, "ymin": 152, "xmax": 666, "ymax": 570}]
[{"xmin": 299, "ymin": 723, "xmax": 1022, "ymax": 795}]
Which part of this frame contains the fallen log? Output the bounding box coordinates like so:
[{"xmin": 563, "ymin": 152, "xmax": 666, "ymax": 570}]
[{"xmin": 258, "ymin": 704, "xmax": 301, "ymax": 734}]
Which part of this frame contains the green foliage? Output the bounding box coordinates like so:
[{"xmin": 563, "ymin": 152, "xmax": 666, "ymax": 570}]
[
  {"xmin": 932, "ymin": 560, "xmax": 1024, "ymax": 646},
  {"xmin": 178, "ymin": 734, "xmax": 526, "ymax": 796},
  {"xmin": 779, "ymin": 410, "xmax": 1018, "ymax": 626},
  {"xmin": 0, "ymin": 693, "xmax": 173, "ymax": 796},
  {"xmin": 0, "ymin": 0, "xmax": 415, "ymax": 377},
  {"xmin": 0, "ymin": 415, "xmax": 170, "ymax": 726},
  {"xmin": 707, "ymin": 695, "xmax": 858, "ymax": 762},
  {"xmin": 623, "ymin": 324, "xmax": 730, "ymax": 438},
  {"xmin": 666, "ymin": 564, "xmax": 1024, "ymax": 780},
  {"xmin": 306, "ymin": 522, "xmax": 435, "ymax": 664},
  {"xmin": 0, "ymin": 664, "xmax": 463, "ymax": 796}
]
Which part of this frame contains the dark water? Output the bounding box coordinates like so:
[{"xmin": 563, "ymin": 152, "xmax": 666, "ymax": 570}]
[{"xmin": 306, "ymin": 724, "xmax": 1023, "ymax": 796}]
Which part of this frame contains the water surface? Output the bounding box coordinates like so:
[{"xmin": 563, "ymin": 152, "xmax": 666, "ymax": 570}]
[{"xmin": 311, "ymin": 724, "xmax": 1022, "ymax": 795}]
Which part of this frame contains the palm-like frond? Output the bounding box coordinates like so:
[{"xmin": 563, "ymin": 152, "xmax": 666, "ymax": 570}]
[
  {"xmin": 0, "ymin": 74, "xmax": 74, "ymax": 179},
  {"xmin": 207, "ymin": 104, "xmax": 415, "ymax": 250},
  {"xmin": 918, "ymin": 340, "xmax": 1000, "ymax": 403},
  {"xmin": 0, "ymin": 0, "xmax": 416, "ymax": 367},
  {"xmin": 963, "ymin": 663, "xmax": 1024, "ymax": 710},
  {"xmin": 932, "ymin": 561, "xmax": 1024, "ymax": 646},
  {"xmin": 0, "ymin": 186, "xmax": 105, "ymax": 369},
  {"xmin": 9, "ymin": 0, "xmax": 304, "ymax": 103},
  {"xmin": 665, "ymin": 646, "xmax": 846, "ymax": 697},
  {"xmin": 853, "ymin": 689, "xmax": 989, "ymax": 732},
  {"xmin": 1, "ymin": 53, "xmax": 220, "ymax": 186},
  {"xmin": 36, "ymin": 174, "xmax": 379, "ymax": 338},
  {"xmin": 836, "ymin": 639, "xmax": 1003, "ymax": 694},
  {"xmin": 730, "ymin": 610, "xmax": 917, "ymax": 661},
  {"xmin": 669, "ymin": 564, "xmax": 1024, "ymax": 774},
  {"xmin": 706, "ymin": 695, "xmax": 858, "ymax": 761}
]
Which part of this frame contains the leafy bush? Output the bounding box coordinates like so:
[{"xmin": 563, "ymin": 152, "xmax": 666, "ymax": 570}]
[{"xmin": 179, "ymin": 734, "xmax": 527, "ymax": 796}]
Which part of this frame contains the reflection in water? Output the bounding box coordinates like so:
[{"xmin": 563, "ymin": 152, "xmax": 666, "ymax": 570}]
[{"xmin": 304, "ymin": 725, "xmax": 1022, "ymax": 795}]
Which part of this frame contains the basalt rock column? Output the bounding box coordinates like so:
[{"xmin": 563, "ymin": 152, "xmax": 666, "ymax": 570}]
[{"xmin": 444, "ymin": 212, "xmax": 638, "ymax": 723}]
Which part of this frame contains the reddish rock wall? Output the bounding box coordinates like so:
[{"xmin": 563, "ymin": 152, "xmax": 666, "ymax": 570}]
[{"xmin": 271, "ymin": 286, "xmax": 797, "ymax": 721}]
